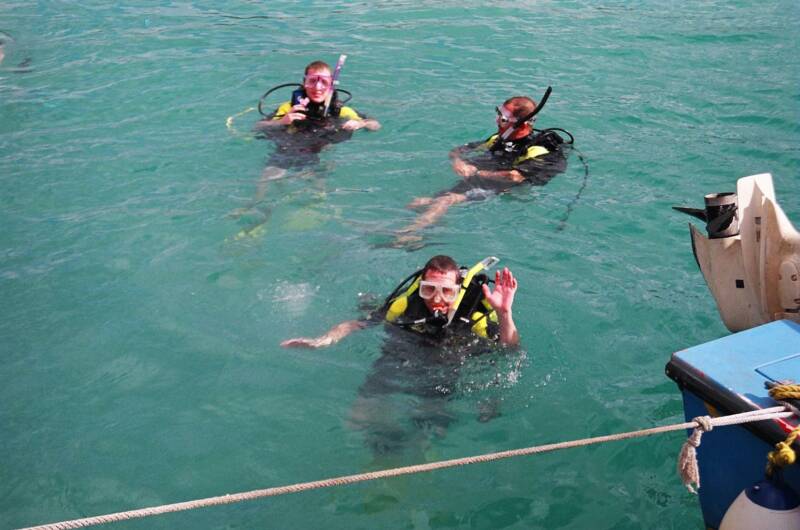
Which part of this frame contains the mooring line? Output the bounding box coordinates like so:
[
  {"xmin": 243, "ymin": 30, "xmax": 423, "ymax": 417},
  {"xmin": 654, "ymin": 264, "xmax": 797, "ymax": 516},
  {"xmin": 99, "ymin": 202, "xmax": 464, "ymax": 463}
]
[{"xmin": 20, "ymin": 406, "xmax": 795, "ymax": 530}]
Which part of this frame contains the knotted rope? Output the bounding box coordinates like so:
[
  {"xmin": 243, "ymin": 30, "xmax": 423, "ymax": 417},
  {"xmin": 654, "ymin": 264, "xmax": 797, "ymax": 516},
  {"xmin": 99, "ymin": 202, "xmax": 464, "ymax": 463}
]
[
  {"xmin": 677, "ymin": 415, "xmax": 713, "ymax": 493},
  {"xmin": 763, "ymin": 381, "xmax": 800, "ymax": 477},
  {"xmin": 766, "ymin": 425, "xmax": 800, "ymax": 476},
  {"xmin": 19, "ymin": 406, "xmax": 795, "ymax": 530}
]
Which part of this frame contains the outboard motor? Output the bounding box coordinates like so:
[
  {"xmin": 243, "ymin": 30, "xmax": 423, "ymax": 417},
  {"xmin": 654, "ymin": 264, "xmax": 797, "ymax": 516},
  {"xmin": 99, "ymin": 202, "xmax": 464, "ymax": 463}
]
[
  {"xmin": 674, "ymin": 192, "xmax": 739, "ymax": 239},
  {"xmin": 674, "ymin": 173, "xmax": 800, "ymax": 332}
]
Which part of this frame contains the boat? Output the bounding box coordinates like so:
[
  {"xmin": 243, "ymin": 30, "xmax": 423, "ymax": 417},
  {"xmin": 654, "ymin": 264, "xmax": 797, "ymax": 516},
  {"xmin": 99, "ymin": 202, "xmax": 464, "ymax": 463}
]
[{"xmin": 667, "ymin": 173, "xmax": 800, "ymax": 529}]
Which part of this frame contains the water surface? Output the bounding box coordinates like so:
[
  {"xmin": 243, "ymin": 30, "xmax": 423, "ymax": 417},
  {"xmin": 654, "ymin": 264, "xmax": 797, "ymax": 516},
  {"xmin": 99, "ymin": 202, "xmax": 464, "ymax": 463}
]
[{"xmin": 2, "ymin": 1, "xmax": 799, "ymax": 528}]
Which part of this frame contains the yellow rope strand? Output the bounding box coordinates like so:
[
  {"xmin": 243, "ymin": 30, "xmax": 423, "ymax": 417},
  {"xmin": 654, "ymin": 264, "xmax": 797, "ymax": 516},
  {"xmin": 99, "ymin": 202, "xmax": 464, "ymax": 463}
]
[
  {"xmin": 763, "ymin": 382, "xmax": 800, "ymax": 476},
  {"xmin": 766, "ymin": 425, "xmax": 800, "ymax": 477},
  {"xmin": 769, "ymin": 383, "xmax": 800, "ymax": 401}
]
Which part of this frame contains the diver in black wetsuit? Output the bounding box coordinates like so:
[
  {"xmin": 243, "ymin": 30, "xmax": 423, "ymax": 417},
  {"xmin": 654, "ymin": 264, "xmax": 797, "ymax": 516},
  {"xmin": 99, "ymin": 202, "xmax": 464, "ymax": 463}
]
[
  {"xmin": 394, "ymin": 93, "xmax": 570, "ymax": 247},
  {"xmin": 250, "ymin": 59, "xmax": 379, "ymax": 197},
  {"xmin": 229, "ymin": 59, "xmax": 380, "ymax": 235},
  {"xmin": 281, "ymin": 255, "xmax": 519, "ymax": 457}
]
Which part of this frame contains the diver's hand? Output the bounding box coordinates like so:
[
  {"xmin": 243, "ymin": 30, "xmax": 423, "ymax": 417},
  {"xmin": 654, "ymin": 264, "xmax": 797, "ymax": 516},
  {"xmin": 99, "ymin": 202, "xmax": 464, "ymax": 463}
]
[
  {"xmin": 482, "ymin": 267, "xmax": 518, "ymax": 315},
  {"xmin": 341, "ymin": 119, "xmax": 362, "ymax": 131},
  {"xmin": 280, "ymin": 336, "xmax": 333, "ymax": 349},
  {"xmin": 278, "ymin": 109, "xmax": 306, "ymax": 126},
  {"xmin": 362, "ymin": 119, "xmax": 381, "ymax": 131},
  {"xmin": 278, "ymin": 100, "xmax": 309, "ymax": 125},
  {"xmin": 342, "ymin": 119, "xmax": 381, "ymax": 131},
  {"xmin": 452, "ymin": 159, "xmax": 478, "ymax": 178},
  {"xmin": 482, "ymin": 267, "xmax": 519, "ymax": 346}
]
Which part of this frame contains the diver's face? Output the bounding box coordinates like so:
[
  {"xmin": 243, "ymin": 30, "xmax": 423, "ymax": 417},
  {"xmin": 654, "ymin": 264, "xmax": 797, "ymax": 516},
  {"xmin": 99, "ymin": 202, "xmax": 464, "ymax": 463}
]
[
  {"xmin": 303, "ymin": 67, "xmax": 333, "ymax": 104},
  {"xmin": 421, "ymin": 269, "xmax": 459, "ymax": 315},
  {"xmin": 495, "ymin": 104, "xmax": 517, "ymax": 135}
]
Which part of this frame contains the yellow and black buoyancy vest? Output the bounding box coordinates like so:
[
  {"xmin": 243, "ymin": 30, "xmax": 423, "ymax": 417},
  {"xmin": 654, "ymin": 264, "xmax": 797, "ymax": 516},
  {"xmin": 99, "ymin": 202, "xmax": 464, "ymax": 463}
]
[
  {"xmin": 480, "ymin": 132, "xmax": 550, "ymax": 166},
  {"xmin": 383, "ymin": 266, "xmax": 500, "ymax": 340},
  {"xmin": 272, "ymin": 89, "xmax": 361, "ymax": 122}
]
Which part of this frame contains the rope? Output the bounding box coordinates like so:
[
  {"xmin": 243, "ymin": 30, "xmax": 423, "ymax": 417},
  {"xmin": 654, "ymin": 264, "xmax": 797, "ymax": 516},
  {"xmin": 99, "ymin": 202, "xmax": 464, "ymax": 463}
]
[
  {"xmin": 767, "ymin": 424, "xmax": 800, "ymax": 477},
  {"xmin": 19, "ymin": 406, "xmax": 795, "ymax": 530},
  {"xmin": 768, "ymin": 382, "xmax": 800, "ymax": 400},
  {"xmin": 677, "ymin": 415, "xmax": 713, "ymax": 493},
  {"xmin": 767, "ymin": 380, "xmax": 800, "ymax": 416},
  {"xmin": 225, "ymin": 106, "xmax": 257, "ymax": 139}
]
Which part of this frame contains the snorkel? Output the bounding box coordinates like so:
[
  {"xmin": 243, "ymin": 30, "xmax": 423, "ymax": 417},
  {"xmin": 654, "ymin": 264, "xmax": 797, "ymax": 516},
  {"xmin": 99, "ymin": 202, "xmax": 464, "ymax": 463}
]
[
  {"xmin": 323, "ymin": 54, "xmax": 347, "ymax": 118},
  {"xmin": 493, "ymin": 86, "xmax": 552, "ymax": 148},
  {"xmin": 447, "ymin": 256, "xmax": 499, "ymax": 325}
]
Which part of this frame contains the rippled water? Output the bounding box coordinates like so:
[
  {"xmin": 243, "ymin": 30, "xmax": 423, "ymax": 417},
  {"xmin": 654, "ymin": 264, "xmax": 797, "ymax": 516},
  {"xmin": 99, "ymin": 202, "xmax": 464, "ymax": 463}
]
[{"xmin": 2, "ymin": 2, "xmax": 799, "ymax": 529}]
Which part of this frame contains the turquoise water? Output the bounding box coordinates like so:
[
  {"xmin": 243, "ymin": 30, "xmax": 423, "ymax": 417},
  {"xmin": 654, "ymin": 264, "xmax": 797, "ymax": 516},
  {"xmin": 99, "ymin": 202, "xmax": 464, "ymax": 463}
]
[{"xmin": 2, "ymin": 1, "xmax": 799, "ymax": 528}]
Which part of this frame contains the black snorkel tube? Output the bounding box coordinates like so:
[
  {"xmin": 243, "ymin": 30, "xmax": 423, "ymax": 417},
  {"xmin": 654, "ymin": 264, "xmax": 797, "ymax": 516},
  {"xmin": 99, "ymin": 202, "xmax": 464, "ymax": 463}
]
[{"xmin": 492, "ymin": 86, "xmax": 552, "ymax": 149}]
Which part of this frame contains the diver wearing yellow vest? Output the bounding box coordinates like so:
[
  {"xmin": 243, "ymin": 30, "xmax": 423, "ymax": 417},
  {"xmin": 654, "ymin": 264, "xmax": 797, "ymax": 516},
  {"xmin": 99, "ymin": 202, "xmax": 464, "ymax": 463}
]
[
  {"xmin": 252, "ymin": 59, "xmax": 380, "ymax": 173},
  {"xmin": 230, "ymin": 59, "xmax": 381, "ymax": 228},
  {"xmin": 280, "ymin": 255, "xmax": 519, "ymax": 348},
  {"xmin": 255, "ymin": 59, "xmax": 380, "ymax": 135},
  {"xmin": 394, "ymin": 94, "xmax": 570, "ymax": 247}
]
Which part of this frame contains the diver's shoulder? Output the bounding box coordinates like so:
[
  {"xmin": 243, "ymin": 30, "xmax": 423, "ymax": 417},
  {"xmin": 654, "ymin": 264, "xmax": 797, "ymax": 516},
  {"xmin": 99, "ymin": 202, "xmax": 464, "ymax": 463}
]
[
  {"xmin": 271, "ymin": 101, "xmax": 293, "ymax": 119},
  {"xmin": 338, "ymin": 105, "xmax": 362, "ymax": 120}
]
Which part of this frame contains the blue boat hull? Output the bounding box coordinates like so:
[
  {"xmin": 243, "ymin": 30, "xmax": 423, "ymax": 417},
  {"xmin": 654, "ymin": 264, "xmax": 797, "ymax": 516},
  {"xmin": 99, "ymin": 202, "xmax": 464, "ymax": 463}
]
[{"xmin": 666, "ymin": 320, "xmax": 800, "ymax": 529}]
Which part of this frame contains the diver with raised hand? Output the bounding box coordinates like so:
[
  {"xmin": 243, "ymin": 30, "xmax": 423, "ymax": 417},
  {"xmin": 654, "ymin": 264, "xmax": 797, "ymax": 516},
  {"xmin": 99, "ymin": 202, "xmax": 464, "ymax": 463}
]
[
  {"xmin": 281, "ymin": 255, "xmax": 518, "ymax": 348},
  {"xmin": 230, "ymin": 57, "xmax": 380, "ymax": 238},
  {"xmin": 393, "ymin": 90, "xmax": 571, "ymax": 247},
  {"xmin": 281, "ymin": 255, "xmax": 518, "ymax": 458}
]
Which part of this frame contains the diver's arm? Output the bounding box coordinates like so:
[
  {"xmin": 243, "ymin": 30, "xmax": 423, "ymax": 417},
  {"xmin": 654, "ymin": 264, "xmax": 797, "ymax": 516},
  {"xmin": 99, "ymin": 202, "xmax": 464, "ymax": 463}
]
[
  {"xmin": 280, "ymin": 319, "xmax": 368, "ymax": 349},
  {"xmin": 254, "ymin": 103, "xmax": 308, "ymax": 130},
  {"xmin": 255, "ymin": 112, "xmax": 306, "ymax": 129},
  {"xmin": 449, "ymin": 143, "xmax": 483, "ymax": 177},
  {"xmin": 474, "ymin": 169, "xmax": 526, "ymax": 183},
  {"xmin": 496, "ymin": 308, "xmax": 519, "ymax": 346},
  {"xmin": 342, "ymin": 118, "xmax": 381, "ymax": 131},
  {"xmin": 481, "ymin": 268, "xmax": 520, "ymax": 346},
  {"xmin": 340, "ymin": 107, "xmax": 381, "ymax": 132}
]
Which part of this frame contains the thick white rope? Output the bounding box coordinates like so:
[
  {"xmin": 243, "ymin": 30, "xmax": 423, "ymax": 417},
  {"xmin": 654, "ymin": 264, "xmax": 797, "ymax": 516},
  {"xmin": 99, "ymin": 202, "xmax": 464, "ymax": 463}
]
[
  {"xmin": 675, "ymin": 407, "xmax": 791, "ymax": 493},
  {"xmin": 19, "ymin": 406, "xmax": 795, "ymax": 530}
]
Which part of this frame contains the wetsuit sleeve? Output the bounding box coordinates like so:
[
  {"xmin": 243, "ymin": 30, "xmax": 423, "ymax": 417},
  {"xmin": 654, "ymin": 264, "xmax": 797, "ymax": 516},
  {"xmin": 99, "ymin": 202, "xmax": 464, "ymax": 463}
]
[
  {"xmin": 365, "ymin": 308, "xmax": 388, "ymax": 325},
  {"xmin": 271, "ymin": 101, "xmax": 293, "ymax": 120},
  {"xmin": 338, "ymin": 106, "xmax": 363, "ymax": 121},
  {"xmin": 514, "ymin": 148, "xmax": 568, "ymax": 186}
]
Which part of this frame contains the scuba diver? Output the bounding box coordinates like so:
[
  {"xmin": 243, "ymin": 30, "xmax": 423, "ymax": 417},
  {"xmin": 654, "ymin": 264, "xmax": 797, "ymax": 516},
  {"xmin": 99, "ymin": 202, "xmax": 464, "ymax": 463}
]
[
  {"xmin": 393, "ymin": 90, "xmax": 571, "ymax": 247},
  {"xmin": 229, "ymin": 57, "xmax": 380, "ymax": 237},
  {"xmin": 281, "ymin": 255, "xmax": 519, "ymax": 458},
  {"xmin": 281, "ymin": 255, "xmax": 519, "ymax": 349},
  {"xmin": 252, "ymin": 58, "xmax": 379, "ymax": 190}
]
